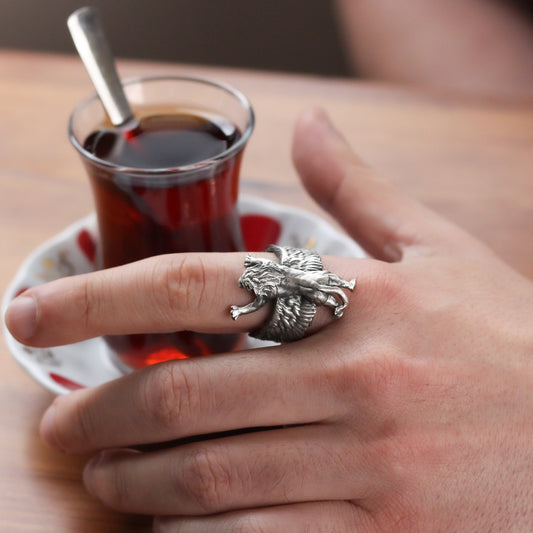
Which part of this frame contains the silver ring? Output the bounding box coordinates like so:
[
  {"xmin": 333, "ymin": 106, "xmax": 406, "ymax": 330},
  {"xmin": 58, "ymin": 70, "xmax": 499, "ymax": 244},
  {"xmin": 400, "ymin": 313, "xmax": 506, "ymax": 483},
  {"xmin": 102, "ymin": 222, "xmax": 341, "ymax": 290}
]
[{"xmin": 230, "ymin": 245, "xmax": 356, "ymax": 343}]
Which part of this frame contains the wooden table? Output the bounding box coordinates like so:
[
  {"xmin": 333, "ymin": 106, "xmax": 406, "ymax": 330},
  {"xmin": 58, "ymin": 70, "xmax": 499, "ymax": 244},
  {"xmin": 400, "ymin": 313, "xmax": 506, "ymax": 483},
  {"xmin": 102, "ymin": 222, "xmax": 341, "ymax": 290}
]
[{"xmin": 1, "ymin": 51, "xmax": 532, "ymax": 532}]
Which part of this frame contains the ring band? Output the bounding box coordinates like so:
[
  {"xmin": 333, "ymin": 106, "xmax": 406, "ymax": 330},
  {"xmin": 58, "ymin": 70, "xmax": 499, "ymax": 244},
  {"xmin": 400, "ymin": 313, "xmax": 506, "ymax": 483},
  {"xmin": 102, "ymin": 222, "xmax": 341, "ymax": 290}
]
[{"xmin": 230, "ymin": 245, "xmax": 356, "ymax": 343}]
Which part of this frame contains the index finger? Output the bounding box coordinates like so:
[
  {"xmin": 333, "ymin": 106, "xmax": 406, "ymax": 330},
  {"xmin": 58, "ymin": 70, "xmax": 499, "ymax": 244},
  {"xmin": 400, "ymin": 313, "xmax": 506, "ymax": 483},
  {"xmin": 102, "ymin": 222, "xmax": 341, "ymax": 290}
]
[
  {"xmin": 4, "ymin": 252, "xmax": 357, "ymax": 348},
  {"xmin": 4, "ymin": 253, "xmax": 268, "ymax": 347}
]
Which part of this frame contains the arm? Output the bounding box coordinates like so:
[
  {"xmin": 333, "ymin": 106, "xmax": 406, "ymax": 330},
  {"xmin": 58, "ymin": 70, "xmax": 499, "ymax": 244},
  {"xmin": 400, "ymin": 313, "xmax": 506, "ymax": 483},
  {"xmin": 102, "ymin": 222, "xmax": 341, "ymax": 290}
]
[{"xmin": 335, "ymin": 0, "xmax": 533, "ymax": 99}]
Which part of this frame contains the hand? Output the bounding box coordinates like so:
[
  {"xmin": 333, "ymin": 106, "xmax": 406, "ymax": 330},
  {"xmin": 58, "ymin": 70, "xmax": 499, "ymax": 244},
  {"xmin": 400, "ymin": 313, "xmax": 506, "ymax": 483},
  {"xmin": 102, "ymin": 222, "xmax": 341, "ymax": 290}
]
[{"xmin": 5, "ymin": 108, "xmax": 533, "ymax": 532}]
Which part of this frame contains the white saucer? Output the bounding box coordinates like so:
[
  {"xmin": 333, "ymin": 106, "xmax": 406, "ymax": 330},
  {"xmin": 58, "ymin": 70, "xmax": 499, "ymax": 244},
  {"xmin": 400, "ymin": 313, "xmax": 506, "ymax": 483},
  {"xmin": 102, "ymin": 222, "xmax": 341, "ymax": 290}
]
[{"xmin": 2, "ymin": 196, "xmax": 364, "ymax": 395}]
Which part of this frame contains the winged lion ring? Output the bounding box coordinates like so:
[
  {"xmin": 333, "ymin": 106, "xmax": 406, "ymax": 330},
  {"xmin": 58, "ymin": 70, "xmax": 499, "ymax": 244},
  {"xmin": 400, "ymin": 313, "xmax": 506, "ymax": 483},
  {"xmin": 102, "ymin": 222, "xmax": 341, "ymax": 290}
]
[{"xmin": 230, "ymin": 244, "xmax": 356, "ymax": 343}]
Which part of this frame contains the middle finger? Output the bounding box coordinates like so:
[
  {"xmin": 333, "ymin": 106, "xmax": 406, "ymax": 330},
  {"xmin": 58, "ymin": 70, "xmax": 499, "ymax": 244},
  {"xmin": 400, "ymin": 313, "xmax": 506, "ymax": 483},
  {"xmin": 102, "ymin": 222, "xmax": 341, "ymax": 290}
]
[
  {"xmin": 6, "ymin": 251, "xmax": 359, "ymax": 348},
  {"xmin": 5, "ymin": 252, "xmax": 269, "ymax": 347},
  {"xmin": 41, "ymin": 339, "xmax": 340, "ymax": 454}
]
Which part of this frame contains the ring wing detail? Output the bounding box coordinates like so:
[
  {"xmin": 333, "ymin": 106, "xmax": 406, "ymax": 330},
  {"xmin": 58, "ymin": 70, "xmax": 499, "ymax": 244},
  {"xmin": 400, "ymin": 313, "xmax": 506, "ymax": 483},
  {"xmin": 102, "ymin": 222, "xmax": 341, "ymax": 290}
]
[
  {"xmin": 251, "ymin": 294, "xmax": 317, "ymax": 343},
  {"xmin": 266, "ymin": 244, "xmax": 323, "ymax": 271}
]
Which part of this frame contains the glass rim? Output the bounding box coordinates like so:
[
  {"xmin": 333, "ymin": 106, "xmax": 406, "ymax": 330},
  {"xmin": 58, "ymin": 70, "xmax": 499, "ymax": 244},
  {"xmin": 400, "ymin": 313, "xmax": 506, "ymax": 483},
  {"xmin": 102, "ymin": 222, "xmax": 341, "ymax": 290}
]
[{"xmin": 68, "ymin": 74, "xmax": 255, "ymax": 176}]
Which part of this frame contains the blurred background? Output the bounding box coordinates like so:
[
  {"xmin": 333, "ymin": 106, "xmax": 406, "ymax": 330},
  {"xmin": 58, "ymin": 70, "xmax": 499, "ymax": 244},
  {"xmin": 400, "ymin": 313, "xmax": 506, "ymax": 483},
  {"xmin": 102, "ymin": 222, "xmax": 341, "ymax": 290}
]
[
  {"xmin": 0, "ymin": 0, "xmax": 352, "ymax": 77},
  {"xmin": 1, "ymin": 0, "xmax": 532, "ymax": 98}
]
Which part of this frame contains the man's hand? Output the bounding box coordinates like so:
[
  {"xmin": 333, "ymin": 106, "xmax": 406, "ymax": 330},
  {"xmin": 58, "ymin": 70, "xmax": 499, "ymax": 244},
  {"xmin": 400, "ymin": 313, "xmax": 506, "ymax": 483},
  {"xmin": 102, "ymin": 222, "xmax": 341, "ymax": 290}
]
[{"xmin": 5, "ymin": 109, "xmax": 533, "ymax": 532}]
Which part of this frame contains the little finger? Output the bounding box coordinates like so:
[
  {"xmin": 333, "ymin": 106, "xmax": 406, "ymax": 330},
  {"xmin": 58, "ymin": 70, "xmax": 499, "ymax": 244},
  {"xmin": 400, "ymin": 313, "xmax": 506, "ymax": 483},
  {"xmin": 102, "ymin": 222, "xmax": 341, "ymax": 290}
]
[{"xmin": 154, "ymin": 501, "xmax": 373, "ymax": 533}]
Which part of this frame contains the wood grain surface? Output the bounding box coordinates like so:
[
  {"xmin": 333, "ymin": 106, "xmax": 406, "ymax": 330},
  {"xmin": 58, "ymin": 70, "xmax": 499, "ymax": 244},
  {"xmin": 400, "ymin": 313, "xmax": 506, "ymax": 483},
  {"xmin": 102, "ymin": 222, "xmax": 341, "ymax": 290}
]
[{"xmin": 1, "ymin": 51, "xmax": 532, "ymax": 532}]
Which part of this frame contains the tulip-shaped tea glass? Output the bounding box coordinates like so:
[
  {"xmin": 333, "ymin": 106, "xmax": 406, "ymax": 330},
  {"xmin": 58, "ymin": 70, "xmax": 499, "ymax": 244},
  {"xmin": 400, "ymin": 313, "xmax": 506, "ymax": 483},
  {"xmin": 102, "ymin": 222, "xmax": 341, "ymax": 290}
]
[{"xmin": 69, "ymin": 75, "xmax": 254, "ymax": 370}]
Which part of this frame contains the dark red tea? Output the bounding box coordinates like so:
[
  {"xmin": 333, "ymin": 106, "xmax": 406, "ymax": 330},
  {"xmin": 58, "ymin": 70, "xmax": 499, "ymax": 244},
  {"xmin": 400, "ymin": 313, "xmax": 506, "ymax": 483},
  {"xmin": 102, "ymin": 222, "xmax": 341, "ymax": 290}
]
[
  {"xmin": 83, "ymin": 111, "xmax": 245, "ymax": 369},
  {"xmin": 84, "ymin": 113, "xmax": 239, "ymax": 170}
]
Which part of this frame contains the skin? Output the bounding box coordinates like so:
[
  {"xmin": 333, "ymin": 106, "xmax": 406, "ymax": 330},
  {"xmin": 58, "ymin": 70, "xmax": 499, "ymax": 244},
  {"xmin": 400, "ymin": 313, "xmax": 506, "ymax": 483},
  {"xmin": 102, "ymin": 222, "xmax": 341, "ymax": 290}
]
[
  {"xmin": 5, "ymin": 108, "xmax": 533, "ymax": 532},
  {"xmin": 335, "ymin": 0, "xmax": 533, "ymax": 100}
]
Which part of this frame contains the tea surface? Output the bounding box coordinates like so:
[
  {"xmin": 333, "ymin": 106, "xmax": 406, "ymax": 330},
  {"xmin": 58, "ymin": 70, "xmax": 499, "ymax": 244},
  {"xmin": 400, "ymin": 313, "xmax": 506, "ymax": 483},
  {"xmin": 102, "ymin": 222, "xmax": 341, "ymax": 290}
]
[{"xmin": 84, "ymin": 113, "xmax": 239, "ymax": 169}]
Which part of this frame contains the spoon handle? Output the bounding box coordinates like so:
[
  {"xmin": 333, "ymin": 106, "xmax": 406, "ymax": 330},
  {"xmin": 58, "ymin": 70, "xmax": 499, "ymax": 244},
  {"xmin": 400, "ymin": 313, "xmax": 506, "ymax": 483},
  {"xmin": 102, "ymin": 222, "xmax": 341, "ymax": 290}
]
[{"xmin": 68, "ymin": 6, "xmax": 134, "ymax": 127}]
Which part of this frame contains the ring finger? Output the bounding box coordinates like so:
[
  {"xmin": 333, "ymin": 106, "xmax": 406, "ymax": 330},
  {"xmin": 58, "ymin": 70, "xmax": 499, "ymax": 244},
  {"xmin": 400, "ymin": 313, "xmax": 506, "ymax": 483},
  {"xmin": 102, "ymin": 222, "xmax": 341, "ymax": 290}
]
[
  {"xmin": 5, "ymin": 251, "xmax": 360, "ymax": 347},
  {"xmin": 83, "ymin": 424, "xmax": 375, "ymax": 516}
]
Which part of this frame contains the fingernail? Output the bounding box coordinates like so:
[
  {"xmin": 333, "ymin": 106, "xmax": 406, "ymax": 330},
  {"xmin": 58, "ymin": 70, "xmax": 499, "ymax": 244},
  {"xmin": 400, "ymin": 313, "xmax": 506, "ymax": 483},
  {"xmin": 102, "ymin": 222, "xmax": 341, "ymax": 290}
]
[
  {"xmin": 5, "ymin": 294, "xmax": 37, "ymax": 341},
  {"xmin": 316, "ymin": 109, "xmax": 342, "ymax": 138},
  {"xmin": 314, "ymin": 107, "xmax": 331, "ymax": 125},
  {"xmin": 303, "ymin": 107, "xmax": 343, "ymax": 144},
  {"xmin": 83, "ymin": 449, "xmax": 140, "ymax": 497},
  {"xmin": 40, "ymin": 404, "xmax": 62, "ymax": 451},
  {"xmin": 83, "ymin": 451, "xmax": 105, "ymax": 496}
]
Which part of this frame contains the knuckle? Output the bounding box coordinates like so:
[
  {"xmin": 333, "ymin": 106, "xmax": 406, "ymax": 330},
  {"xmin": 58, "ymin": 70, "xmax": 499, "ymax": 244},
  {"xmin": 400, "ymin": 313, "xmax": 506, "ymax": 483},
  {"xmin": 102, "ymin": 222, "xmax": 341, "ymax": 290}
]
[
  {"xmin": 74, "ymin": 275, "xmax": 100, "ymax": 333},
  {"xmin": 140, "ymin": 363, "xmax": 200, "ymax": 434},
  {"xmin": 369, "ymin": 435, "xmax": 416, "ymax": 493},
  {"xmin": 89, "ymin": 458, "xmax": 131, "ymax": 511},
  {"xmin": 157, "ymin": 255, "xmax": 209, "ymax": 320},
  {"xmin": 180, "ymin": 446, "xmax": 233, "ymax": 512},
  {"xmin": 367, "ymin": 263, "xmax": 408, "ymax": 309},
  {"xmin": 359, "ymin": 347, "xmax": 408, "ymax": 398},
  {"xmin": 322, "ymin": 341, "xmax": 415, "ymax": 413}
]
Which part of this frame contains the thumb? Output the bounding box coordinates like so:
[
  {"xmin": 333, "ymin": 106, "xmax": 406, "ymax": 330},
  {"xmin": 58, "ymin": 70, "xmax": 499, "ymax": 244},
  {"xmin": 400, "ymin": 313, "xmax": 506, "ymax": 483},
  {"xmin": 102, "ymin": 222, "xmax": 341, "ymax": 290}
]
[{"xmin": 292, "ymin": 108, "xmax": 480, "ymax": 261}]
